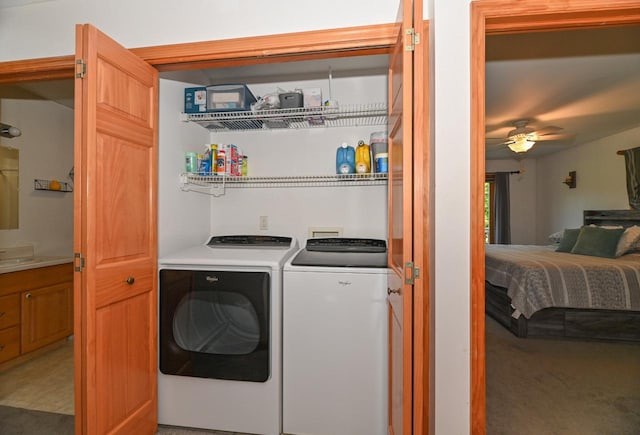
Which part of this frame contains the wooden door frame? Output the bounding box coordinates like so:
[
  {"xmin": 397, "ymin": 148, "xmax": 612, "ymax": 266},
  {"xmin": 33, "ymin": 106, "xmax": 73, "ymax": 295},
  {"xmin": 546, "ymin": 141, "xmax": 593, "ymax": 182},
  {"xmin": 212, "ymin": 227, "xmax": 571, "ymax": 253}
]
[
  {"xmin": 0, "ymin": 20, "xmax": 429, "ymax": 435},
  {"xmin": 470, "ymin": 1, "xmax": 640, "ymax": 434}
]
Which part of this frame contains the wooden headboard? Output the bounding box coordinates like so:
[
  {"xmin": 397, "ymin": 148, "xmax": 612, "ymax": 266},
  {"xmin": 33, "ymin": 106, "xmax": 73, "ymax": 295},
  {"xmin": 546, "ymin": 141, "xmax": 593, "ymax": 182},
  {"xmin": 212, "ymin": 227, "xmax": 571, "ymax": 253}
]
[{"xmin": 584, "ymin": 210, "xmax": 640, "ymax": 228}]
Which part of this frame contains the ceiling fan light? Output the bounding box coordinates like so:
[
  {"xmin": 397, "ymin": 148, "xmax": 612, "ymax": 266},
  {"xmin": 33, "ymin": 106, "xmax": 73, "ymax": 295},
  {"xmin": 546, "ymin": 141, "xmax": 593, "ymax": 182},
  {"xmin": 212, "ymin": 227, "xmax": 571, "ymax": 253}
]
[{"xmin": 508, "ymin": 137, "xmax": 536, "ymax": 153}]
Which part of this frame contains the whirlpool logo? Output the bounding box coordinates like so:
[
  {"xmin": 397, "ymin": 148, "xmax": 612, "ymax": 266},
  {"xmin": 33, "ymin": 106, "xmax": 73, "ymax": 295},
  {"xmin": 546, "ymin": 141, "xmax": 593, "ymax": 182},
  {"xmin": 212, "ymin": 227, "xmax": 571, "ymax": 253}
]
[
  {"xmin": 206, "ymin": 276, "xmax": 219, "ymax": 283},
  {"xmin": 338, "ymin": 280, "xmax": 352, "ymax": 286}
]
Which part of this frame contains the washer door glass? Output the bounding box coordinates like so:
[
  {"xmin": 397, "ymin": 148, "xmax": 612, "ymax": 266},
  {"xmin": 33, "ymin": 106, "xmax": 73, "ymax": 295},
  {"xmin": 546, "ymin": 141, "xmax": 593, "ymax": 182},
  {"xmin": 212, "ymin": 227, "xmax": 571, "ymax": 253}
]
[{"xmin": 173, "ymin": 290, "xmax": 260, "ymax": 355}]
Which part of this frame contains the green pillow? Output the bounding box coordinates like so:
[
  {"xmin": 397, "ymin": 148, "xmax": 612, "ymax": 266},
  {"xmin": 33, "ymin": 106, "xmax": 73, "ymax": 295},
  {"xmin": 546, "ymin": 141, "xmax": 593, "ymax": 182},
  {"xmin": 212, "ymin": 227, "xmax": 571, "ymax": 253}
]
[
  {"xmin": 571, "ymin": 226, "xmax": 625, "ymax": 258},
  {"xmin": 556, "ymin": 228, "xmax": 581, "ymax": 252}
]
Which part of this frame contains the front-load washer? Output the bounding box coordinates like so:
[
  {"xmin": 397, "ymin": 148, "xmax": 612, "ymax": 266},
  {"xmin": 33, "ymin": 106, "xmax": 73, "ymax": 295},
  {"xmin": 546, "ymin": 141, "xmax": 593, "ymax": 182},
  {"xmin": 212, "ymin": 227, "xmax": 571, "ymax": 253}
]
[
  {"xmin": 158, "ymin": 235, "xmax": 298, "ymax": 435},
  {"xmin": 282, "ymin": 237, "xmax": 389, "ymax": 435}
]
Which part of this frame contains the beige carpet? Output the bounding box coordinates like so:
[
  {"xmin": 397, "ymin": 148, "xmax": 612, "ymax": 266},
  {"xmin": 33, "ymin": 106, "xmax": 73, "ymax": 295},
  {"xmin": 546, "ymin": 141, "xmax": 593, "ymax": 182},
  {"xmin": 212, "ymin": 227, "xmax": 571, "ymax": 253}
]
[{"xmin": 486, "ymin": 315, "xmax": 640, "ymax": 434}]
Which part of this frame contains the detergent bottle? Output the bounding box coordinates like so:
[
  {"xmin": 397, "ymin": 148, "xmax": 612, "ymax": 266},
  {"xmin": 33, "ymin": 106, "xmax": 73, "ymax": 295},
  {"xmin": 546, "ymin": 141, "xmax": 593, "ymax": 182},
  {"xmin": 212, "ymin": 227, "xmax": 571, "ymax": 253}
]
[
  {"xmin": 336, "ymin": 142, "xmax": 355, "ymax": 174},
  {"xmin": 355, "ymin": 140, "xmax": 371, "ymax": 173}
]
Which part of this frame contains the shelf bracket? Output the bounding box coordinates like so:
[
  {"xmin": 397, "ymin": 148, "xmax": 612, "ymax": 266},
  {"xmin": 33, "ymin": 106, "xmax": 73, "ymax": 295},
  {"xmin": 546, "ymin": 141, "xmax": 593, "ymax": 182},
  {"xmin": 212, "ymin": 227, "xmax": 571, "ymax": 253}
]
[{"xmin": 179, "ymin": 174, "xmax": 227, "ymax": 197}]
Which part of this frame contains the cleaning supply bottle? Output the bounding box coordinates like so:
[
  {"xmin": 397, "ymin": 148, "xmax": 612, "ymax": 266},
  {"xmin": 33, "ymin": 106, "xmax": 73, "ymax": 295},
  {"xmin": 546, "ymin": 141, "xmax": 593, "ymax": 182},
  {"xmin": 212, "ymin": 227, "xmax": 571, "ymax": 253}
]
[
  {"xmin": 217, "ymin": 148, "xmax": 226, "ymax": 175},
  {"xmin": 355, "ymin": 140, "xmax": 371, "ymax": 173},
  {"xmin": 336, "ymin": 142, "xmax": 355, "ymax": 174}
]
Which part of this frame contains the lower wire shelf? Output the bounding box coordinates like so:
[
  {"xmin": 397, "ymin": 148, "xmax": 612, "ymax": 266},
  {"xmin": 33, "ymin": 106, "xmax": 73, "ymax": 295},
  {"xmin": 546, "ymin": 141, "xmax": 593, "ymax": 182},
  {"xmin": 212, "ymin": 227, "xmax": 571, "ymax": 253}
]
[{"xmin": 180, "ymin": 173, "xmax": 388, "ymax": 195}]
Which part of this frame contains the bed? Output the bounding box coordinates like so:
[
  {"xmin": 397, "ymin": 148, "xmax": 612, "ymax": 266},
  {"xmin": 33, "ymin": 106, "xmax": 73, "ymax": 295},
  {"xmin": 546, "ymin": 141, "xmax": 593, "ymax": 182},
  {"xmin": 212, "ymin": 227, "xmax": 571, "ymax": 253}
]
[{"xmin": 485, "ymin": 210, "xmax": 640, "ymax": 342}]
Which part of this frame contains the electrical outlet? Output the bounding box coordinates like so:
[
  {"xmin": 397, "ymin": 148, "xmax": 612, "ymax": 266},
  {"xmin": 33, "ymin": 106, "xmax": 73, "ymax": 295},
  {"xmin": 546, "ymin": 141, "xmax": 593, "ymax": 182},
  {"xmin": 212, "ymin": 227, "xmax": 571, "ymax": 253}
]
[{"xmin": 259, "ymin": 215, "xmax": 269, "ymax": 230}]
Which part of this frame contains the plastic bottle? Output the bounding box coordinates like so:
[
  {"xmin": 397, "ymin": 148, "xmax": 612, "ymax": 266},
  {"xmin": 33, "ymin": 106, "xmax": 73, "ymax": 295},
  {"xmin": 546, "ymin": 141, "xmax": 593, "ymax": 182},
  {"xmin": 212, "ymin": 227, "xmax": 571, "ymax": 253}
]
[
  {"xmin": 199, "ymin": 150, "xmax": 211, "ymax": 174},
  {"xmin": 217, "ymin": 149, "xmax": 226, "ymax": 175},
  {"xmin": 210, "ymin": 144, "xmax": 218, "ymax": 175},
  {"xmin": 336, "ymin": 142, "xmax": 355, "ymax": 174},
  {"xmin": 185, "ymin": 152, "xmax": 197, "ymax": 173},
  {"xmin": 242, "ymin": 155, "xmax": 248, "ymax": 176},
  {"xmin": 355, "ymin": 140, "xmax": 371, "ymax": 173}
]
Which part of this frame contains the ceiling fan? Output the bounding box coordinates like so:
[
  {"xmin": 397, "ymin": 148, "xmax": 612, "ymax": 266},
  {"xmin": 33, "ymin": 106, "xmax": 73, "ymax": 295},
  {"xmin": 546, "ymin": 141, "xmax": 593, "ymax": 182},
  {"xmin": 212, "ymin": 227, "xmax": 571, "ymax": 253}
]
[{"xmin": 490, "ymin": 119, "xmax": 573, "ymax": 153}]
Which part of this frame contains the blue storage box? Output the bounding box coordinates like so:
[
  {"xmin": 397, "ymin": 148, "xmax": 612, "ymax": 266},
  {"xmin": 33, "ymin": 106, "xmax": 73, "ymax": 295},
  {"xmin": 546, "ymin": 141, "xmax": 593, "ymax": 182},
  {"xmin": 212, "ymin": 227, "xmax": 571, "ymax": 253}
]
[
  {"xmin": 184, "ymin": 87, "xmax": 207, "ymax": 113},
  {"xmin": 206, "ymin": 84, "xmax": 257, "ymax": 112}
]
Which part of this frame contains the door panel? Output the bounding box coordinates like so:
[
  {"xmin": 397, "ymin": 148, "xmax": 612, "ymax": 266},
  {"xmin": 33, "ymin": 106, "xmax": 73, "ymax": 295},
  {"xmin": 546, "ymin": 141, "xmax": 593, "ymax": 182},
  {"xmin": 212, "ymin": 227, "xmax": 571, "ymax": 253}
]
[
  {"xmin": 387, "ymin": 0, "xmax": 415, "ymax": 434},
  {"xmin": 96, "ymin": 292, "xmax": 153, "ymax": 433},
  {"xmin": 75, "ymin": 23, "xmax": 158, "ymax": 435}
]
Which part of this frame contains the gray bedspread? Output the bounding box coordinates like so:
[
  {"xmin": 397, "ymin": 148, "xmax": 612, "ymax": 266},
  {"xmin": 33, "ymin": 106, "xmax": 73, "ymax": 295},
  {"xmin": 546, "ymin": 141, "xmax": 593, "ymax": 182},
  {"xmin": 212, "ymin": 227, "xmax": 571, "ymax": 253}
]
[{"xmin": 485, "ymin": 244, "xmax": 640, "ymax": 318}]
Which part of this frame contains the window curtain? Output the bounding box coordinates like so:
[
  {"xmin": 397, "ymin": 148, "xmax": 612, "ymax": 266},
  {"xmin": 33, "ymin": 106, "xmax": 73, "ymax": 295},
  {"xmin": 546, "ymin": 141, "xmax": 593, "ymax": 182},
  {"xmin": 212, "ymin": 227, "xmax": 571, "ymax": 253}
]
[
  {"xmin": 493, "ymin": 172, "xmax": 511, "ymax": 244},
  {"xmin": 623, "ymin": 146, "xmax": 640, "ymax": 210}
]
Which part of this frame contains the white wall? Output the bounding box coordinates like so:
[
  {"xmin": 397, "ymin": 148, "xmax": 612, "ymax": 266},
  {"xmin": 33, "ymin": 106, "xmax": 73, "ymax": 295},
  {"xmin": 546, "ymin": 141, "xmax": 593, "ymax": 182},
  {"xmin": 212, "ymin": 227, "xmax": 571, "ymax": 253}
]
[
  {"xmin": 160, "ymin": 73, "xmax": 393, "ymax": 248},
  {"xmin": 0, "ymin": 97, "xmax": 74, "ymax": 256},
  {"xmin": 200, "ymin": 75, "xmax": 388, "ymax": 244},
  {"xmin": 431, "ymin": 0, "xmax": 472, "ymax": 432},
  {"xmin": 0, "ymin": 0, "xmax": 399, "ymax": 62},
  {"xmin": 535, "ymin": 126, "xmax": 634, "ymax": 243},
  {"xmin": 486, "ymin": 159, "xmax": 537, "ymax": 244},
  {"xmin": 158, "ymin": 78, "xmax": 211, "ymax": 256}
]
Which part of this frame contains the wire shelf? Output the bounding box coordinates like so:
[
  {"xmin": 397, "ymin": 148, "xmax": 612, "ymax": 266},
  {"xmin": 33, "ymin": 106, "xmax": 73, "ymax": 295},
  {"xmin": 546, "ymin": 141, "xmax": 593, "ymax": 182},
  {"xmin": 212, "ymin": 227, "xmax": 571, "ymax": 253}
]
[
  {"xmin": 34, "ymin": 179, "xmax": 73, "ymax": 192},
  {"xmin": 180, "ymin": 103, "xmax": 387, "ymax": 131},
  {"xmin": 181, "ymin": 172, "xmax": 388, "ymax": 190}
]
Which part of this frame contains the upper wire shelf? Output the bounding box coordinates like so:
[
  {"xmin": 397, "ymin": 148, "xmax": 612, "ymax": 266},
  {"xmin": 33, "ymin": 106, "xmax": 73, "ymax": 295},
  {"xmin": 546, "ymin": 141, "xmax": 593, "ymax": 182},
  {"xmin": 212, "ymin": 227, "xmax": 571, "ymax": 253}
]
[{"xmin": 180, "ymin": 103, "xmax": 387, "ymax": 131}]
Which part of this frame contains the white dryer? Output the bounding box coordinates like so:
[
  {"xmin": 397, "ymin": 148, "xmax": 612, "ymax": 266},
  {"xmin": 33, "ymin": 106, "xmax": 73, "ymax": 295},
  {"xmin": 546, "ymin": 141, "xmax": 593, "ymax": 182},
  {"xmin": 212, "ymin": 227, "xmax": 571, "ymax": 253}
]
[
  {"xmin": 158, "ymin": 235, "xmax": 298, "ymax": 435},
  {"xmin": 282, "ymin": 238, "xmax": 389, "ymax": 435}
]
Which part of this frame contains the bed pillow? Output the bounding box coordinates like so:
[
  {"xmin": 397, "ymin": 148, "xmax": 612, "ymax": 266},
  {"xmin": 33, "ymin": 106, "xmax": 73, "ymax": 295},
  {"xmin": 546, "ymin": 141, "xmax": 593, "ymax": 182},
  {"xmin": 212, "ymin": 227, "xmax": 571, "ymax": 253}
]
[
  {"xmin": 615, "ymin": 225, "xmax": 640, "ymax": 257},
  {"xmin": 571, "ymin": 226, "xmax": 625, "ymax": 258},
  {"xmin": 555, "ymin": 228, "xmax": 581, "ymax": 252},
  {"xmin": 548, "ymin": 231, "xmax": 563, "ymax": 244}
]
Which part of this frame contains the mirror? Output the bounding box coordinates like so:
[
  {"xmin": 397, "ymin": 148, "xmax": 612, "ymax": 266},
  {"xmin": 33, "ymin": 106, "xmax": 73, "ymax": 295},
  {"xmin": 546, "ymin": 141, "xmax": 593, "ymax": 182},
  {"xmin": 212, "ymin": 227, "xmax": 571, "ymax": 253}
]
[{"xmin": 0, "ymin": 145, "xmax": 19, "ymax": 229}]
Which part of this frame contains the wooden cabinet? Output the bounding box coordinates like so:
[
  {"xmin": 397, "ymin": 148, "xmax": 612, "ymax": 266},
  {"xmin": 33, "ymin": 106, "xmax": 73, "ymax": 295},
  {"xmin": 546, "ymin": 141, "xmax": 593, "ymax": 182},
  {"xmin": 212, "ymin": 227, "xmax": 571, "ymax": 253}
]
[
  {"xmin": 21, "ymin": 281, "xmax": 73, "ymax": 353},
  {"xmin": 0, "ymin": 263, "xmax": 73, "ymax": 367}
]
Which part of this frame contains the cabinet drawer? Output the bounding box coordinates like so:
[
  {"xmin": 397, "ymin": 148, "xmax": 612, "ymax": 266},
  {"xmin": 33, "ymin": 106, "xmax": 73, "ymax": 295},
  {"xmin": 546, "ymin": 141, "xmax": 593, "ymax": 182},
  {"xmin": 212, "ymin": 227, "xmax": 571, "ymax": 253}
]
[
  {"xmin": 0, "ymin": 293, "xmax": 20, "ymax": 329},
  {"xmin": 0, "ymin": 263, "xmax": 73, "ymax": 297},
  {"xmin": 0, "ymin": 325, "xmax": 20, "ymax": 364}
]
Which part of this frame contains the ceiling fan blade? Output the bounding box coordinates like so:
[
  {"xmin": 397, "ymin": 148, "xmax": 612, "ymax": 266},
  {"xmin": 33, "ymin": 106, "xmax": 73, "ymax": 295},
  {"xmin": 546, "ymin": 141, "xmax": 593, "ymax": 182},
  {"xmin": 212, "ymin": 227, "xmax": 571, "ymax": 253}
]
[
  {"xmin": 533, "ymin": 126, "xmax": 563, "ymax": 136},
  {"xmin": 534, "ymin": 133, "xmax": 574, "ymax": 141}
]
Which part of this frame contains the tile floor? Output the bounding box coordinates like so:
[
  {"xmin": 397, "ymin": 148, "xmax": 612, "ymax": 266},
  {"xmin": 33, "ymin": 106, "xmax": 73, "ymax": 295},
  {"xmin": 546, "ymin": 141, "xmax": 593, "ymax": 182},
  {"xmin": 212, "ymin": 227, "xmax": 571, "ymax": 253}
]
[
  {"xmin": 0, "ymin": 339, "xmax": 74, "ymax": 415},
  {"xmin": 0, "ymin": 342, "xmax": 250, "ymax": 434}
]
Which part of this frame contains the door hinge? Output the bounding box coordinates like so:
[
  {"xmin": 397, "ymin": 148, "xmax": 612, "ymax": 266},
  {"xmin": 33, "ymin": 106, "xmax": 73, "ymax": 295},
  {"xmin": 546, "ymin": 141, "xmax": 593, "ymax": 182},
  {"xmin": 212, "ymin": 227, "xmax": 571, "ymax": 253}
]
[
  {"xmin": 404, "ymin": 261, "xmax": 420, "ymax": 285},
  {"xmin": 74, "ymin": 252, "xmax": 85, "ymax": 272},
  {"xmin": 75, "ymin": 59, "xmax": 86, "ymax": 78},
  {"xmin": 405, "ymin": 28, "xmax": 420, "ymax": 51}
]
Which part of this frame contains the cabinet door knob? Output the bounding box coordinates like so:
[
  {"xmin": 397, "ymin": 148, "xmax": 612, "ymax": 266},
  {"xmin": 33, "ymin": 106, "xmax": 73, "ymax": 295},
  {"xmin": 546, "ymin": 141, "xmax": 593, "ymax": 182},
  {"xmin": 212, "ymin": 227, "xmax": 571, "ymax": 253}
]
[
  {"xmin": 0, "ymin": 311, "xmax": 5, "ymax": 318},
  {"xmin": 387, "ymin": 287, "xmax": 401, "ymax": 295},
  {"xmin": 126, "ymin": 277, "xmax": 135, "ymax": 285},
  {"xmin": 0, "ymin": 344, "xmax": 4, "ymax": 351},
  {"xmin": 25, "ymin": 293, "xmax": 32, "ymax": 299}
]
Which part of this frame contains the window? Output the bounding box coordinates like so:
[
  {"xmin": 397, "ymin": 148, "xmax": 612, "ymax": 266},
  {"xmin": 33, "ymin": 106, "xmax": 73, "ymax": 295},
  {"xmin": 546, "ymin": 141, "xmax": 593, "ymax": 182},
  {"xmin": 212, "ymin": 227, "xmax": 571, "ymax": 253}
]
[{"xmin": 484, "ymin": 174, "xmax": 495, "ymax": 244}]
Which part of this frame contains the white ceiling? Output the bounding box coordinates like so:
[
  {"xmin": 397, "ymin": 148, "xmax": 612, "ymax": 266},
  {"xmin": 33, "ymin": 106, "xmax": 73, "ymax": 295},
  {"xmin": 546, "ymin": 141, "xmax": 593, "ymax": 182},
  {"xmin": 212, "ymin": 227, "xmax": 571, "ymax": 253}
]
[
  {"xmin": 2, "ymin": 26, "xmax": 639, "ymax": 161},
  {"xmin": 159, "ymin": 54, "xmax": 390, "ymax": 86},
  {"xmin": 485, "ymin": 26, "xmax": 640, "ymax": 160}
]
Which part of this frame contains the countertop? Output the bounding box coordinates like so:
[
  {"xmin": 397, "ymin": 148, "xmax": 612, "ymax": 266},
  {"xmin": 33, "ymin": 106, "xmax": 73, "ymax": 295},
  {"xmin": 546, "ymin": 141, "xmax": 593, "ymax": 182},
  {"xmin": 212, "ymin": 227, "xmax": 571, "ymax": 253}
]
[{"xmin": 0, "ymin": 256, "xmax": 74, "ymax": 274}]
